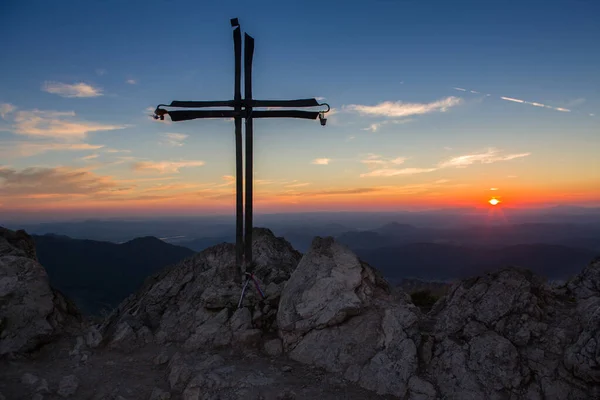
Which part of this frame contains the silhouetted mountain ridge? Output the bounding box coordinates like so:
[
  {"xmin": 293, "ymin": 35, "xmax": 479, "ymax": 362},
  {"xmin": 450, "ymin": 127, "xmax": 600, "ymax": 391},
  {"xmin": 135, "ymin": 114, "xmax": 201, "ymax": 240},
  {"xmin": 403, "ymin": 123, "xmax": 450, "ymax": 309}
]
[
  {"xmin": 354, "ymin": 242, "xmax": 597, "ymax": 282},
  {"xmin": 32, "ymin": 234, "xmax": 195, "ymax": 315}
]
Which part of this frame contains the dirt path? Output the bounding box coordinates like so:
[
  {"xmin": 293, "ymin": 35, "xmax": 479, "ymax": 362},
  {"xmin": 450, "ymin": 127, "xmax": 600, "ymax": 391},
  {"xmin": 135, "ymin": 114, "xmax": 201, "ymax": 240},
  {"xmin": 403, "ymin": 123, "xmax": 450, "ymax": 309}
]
[{"xmin": 1, "ymin": 334, "xmax": 396, "ymax": 400}]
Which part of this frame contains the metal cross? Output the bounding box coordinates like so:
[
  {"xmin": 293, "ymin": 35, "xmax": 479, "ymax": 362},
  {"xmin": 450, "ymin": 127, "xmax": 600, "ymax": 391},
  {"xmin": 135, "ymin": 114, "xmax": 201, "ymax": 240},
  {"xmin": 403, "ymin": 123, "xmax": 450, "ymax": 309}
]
[{"xmin": 153, "ymin": 18, "xmax": 330, "ymax": 272}]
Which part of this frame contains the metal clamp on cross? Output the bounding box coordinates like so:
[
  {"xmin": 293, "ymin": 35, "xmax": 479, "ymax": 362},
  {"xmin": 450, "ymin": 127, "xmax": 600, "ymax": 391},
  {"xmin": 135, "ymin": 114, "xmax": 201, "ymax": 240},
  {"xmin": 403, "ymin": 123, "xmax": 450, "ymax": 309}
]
[{"xmin": 153, "ymin": 18, "xmax": 330, "ymax": 273}]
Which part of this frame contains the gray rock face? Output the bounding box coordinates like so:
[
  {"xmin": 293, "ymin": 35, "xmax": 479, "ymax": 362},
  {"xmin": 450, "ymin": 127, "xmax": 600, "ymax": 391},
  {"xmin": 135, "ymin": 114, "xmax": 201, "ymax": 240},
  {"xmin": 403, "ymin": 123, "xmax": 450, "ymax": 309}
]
[
  {"xmin": 57, "ymin": 374, "xmax": 79, "ymax": 397},
  {"xmin": 277, "ymin": 237, "xmax": 422, "ymax": 398},
  {"xmin": 100, "ymin": 228, "xmax": 301, "ymax": 351},
  {"xmin": 426, "ymin": 264, "xmax": 600, "ymax": 399},
  {"xmin": 277, "ymin": 238, "xmax": 600, "ymax": 399},
  {"xmin": 0, "ymin": 227, "xmax": 80, "ymax": 357}
]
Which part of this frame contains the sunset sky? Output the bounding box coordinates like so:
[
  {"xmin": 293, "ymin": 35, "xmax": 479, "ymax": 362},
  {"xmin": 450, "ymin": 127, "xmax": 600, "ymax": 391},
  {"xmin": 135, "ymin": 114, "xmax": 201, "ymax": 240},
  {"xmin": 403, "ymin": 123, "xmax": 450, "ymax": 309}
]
[{"xmin": 1, "ymin": 0, "xmax": 599, "ymax": 218}]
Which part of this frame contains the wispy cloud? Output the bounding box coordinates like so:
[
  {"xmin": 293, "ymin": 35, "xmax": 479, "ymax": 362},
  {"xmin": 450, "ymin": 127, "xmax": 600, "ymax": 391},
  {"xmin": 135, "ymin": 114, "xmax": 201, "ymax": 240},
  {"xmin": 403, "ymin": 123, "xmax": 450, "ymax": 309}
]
[
  {"xmin": 78, "ymin": 153, "xmax": 99, "ymax": 161},
  {"xmin": 363, "ymin": 122, "xmax": 383, "ymax": 132},
  {"xmin": 105, "ymin": 148, "xmax": 131, "ymax": 153},
  {"xmin": 311, "ymin": 158, "xmax": 330, "ymax": 165},
  {"xmin": 360, "ymin": 167, "xmax": 437, "ymax": 177},
  {"xmin": 215, "ymin": 175, "xmax": 236, "ymax": 187},
  {"xmin": 9, "ymin": 109, "xmax": 127, "ymax": 139},
  {"xmin": 499, "ymin": 96, "xmax": 571, "ymax": 112},
  {"xmin": 453, "ymin": 87, "xmax": 467, "ymax": 92},
  {"xmin": 361, "ymin": 118, "xmax": 413, "ymax": 132},
  {"xmin": 0, "ymin": 166, "xmax": 124, "ymax": 198},
  {"xmin": 0, "ymin": 103, "xmax": 16, "ymax": 119},
  {"xmin": 284, "ymin": 182, "xmax": 311, "ymax": 188},
  {"xmin": 42, "ymin": 81, "xmax": 103, "ymax": 98},
  {"xmin": 132, "ymin": 160, "xmax": 205, "ymax": 173},
  {"xmin": 282, "ymin": 187, "xmax": 382, "ymax": 197},
  {"xmin": 361, "ymin": 148, "xmax": 531, "ymax": 178},
  {"xmin": 96, "ymin": 69, "xmax": 107, "ymax": 76},
  {"xmin": 0, "ymin": 142, "xmax": 105, "ymax": 158},
  {"xmin": 161, "ymin": 132, "xmax": 188, "ymax": 147},
  {"xmin": 437, "ymin": 148, "xmax": 531, "ymax": 168},
  {"xmin": 126, "ymin": 79, "xmax": 137, "ymax": 85},
  {"xmin": 360, "ymin": 154, "xmax": 407, "ymax": 169},
  {"xmin": 345, "ymin": 96, "xmax": 462, "ymax": 118},
  {"xmin": 500, "ymin": 96, "xmax": 524, "ymax": 104}
]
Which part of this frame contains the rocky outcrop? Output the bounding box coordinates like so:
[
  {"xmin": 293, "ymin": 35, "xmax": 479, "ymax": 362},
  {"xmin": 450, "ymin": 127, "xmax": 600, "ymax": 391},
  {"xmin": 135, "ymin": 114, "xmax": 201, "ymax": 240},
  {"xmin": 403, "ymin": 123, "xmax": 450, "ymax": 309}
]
[
  {"xmin": 277, "ymin": 237, "xmax": 423, "ymax": 398},
  {"xmin": 0, "ymin": 227, "xmax": 80, "ymax": 357},
  {"xmin": 99, "ymin": 228, "xmax": 301, "ymax": 352},
  {"xmin": 61, "ymin": 226, "xmax": 599, "ymax": 399},
  {"xmin": 277, "ymin": 238, "xmax": 600, "ymax": 399}
]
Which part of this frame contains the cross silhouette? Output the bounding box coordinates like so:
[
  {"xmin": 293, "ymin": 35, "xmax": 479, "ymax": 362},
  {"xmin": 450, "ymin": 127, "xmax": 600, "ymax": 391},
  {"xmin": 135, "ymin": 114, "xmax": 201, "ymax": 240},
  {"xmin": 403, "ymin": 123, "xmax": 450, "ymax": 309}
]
[{"xmin": 154, "ymin": 18, "xmax": 330, "ymax": 272}]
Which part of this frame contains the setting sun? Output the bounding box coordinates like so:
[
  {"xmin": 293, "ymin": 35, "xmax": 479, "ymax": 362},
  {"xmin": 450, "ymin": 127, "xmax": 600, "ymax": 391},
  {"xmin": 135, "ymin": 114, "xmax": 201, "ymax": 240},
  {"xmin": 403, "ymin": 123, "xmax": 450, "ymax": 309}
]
[{"xmin": 489, "ymin": 198, "xmax": 500, "ymax": 206}]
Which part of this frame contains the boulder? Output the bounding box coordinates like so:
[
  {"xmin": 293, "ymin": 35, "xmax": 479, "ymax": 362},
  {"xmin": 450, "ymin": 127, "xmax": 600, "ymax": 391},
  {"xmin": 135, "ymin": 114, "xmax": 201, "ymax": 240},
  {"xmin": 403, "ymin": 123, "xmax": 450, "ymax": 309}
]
[
  {"xmin": 0, "ymin": 227, "xmax": 80, "ymax": 357},
  {"xmin": 277, "ymin": 236, "xmax": 423, "ymax": 398}
]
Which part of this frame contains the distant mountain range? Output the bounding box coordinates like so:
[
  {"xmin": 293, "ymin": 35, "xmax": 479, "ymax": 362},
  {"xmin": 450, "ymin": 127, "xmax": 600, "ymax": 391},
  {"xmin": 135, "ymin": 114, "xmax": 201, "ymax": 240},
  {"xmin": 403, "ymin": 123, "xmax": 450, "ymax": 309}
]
[
  {"xmin": 33, "ymin": 234, "xmax": 195, "ymax": 315},
  {"xmin": 355, "ymin": 243, "xmax": 597, "ymax": 282},
  {"xmin": 29, "ymin": 219, "xmax": 600, "ymax": 315}
]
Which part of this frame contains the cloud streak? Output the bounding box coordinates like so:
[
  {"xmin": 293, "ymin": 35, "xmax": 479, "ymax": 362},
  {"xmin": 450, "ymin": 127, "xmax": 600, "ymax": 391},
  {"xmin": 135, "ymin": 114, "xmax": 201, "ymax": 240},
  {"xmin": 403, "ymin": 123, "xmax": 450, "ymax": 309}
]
[
  {"xmin": 0, "ymin": 103, "xmax": 16, "ymax": 119},
  {"xmin": 345, "ymin": 96, "xmax": 462, "ymax": 118},
  {"xmin": 161, "ymin": 132, "xmax": 188, "ymax": 147},
  {"xmin": 0, "ymin": 166, "xmax": 123, "ymax": 197},
  {"xmin": 42, "ymin": 81, "xmax": 103, "ymax": 98},
  {"xmin": 0, "ymin": 142, "xmax": 105, "ymax": 158},
  {"xmin": 132, "ymin": 160, "xmax": 206, "ymax": 173},
  {"xmin": 360, "ymin": 167, "xmax": 437, "ymax": 177},
  {"xmin": 437, "ymin": 148, "xmax": 531, "ymax": 168},
  {"xmin": 454, "ymin": 86, "xmax": 578, "ymax": 114},
  {"xmin": 311, "ymin": 158, "xmax": 330, "ymax": 165},
  {"xmin": 8, "ymin": 109, "xmax": 127, "ymax": 139},
  {"xmin": 361, "ymin": 148, "xmax": 531, "ymax": 178},
  {"xmin": 361, "ymin": 118, "xmax": 413, "ymax": 132},
  {"xmin": 360, "ymin": 154, "xmax": 407, "ymax": 169}
]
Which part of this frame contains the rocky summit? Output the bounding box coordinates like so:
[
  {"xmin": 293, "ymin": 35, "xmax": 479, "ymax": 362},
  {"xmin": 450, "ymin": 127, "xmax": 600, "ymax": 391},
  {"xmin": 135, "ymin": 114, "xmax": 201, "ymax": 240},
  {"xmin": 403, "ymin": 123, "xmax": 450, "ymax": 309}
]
[
  {"xmin": 0, "ymin": 225, "xmax": 599, "ymax": 399},
  {"xmin": 0, "ymin": 227, "xmax": 80, "ymax": 357}
]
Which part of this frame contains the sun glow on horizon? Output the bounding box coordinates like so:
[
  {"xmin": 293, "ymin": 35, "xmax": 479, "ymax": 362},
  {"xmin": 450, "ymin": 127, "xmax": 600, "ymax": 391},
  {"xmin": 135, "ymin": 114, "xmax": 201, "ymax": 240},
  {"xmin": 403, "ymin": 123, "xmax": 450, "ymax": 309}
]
[{"xmin": 489, "ymin": 197, "xmax": 500, "ymax": 206}]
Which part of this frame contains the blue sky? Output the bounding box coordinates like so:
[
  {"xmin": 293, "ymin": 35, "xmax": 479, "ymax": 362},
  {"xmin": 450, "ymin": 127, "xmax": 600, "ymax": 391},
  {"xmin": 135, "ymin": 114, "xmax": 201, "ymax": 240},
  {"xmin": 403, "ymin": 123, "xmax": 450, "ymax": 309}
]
[{"xmin": 0, "ymin": 0, "xmax": 599, "ymax": 217}]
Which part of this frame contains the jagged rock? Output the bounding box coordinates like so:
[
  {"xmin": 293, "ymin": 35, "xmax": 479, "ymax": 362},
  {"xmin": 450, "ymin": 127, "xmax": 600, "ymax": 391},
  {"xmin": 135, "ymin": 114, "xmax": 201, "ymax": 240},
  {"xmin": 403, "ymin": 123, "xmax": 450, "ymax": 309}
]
[
  {"xmin": 86, "ymin": 326, "xmax": 102, "ymax": 348},
  {"xmin": 149, "ymin": 387, "xmax": 171, "ymax": 400},
  {"xmin": 69, "ymin": 336, "xmax": 86, "ymax": 356},
  {"xmin": 21, "ymin": 372, "xmax": 39, "ymax": 385},
  {"xmin": 564, "ymin": 258, "xmax": 600, "ymax": 384},
  {"xmin": 36, "ymin": 379, "xmax": 50, "ymax": 393},
  {"xmin": 154, "ymin": 350, "xmax": 170, "ymax": 365},
  {"xmin": 263, "ymin": 338, "xmax": 283, "ymax": 356},
  {"xmin": 57, "ymin": 375, "xmax": 79, "ymax": 398},
  {"xmin": 167, "ymin": 353, "xmax": 193, "ymax": 392},
  {"xmin": 427, "ymin": 265, "xmax": 598, "ymax": 399},
  {"xmin": 100, "ymin": 228, "xmax": 301, "ymax": 351},
  {"xmin": 0, "ymin": 227, "xmax": 80, "ymax": 357},
  {"xmin": 277, "ymin": 236, "xmax": 421, "ymax": 398}
]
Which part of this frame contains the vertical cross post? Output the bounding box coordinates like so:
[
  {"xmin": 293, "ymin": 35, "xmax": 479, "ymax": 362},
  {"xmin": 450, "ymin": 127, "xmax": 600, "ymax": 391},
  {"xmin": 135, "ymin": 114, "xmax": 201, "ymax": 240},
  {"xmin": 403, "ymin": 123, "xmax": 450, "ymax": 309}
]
[
  {"xmin": 244, "ymin": 33, "xmax": 255, "ymax": 269},
  {"xmin": 153, "ymin": 18, "xmax": 330, "ymax": 276},
  {"xmin": 232, "ymin": 19, "xmax": 244, "ymax": 271}
]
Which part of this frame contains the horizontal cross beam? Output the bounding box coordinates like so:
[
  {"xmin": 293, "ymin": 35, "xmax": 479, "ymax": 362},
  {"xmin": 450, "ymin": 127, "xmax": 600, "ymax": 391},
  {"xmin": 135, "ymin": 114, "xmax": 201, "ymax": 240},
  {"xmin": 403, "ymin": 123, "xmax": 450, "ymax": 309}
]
[
  {"xmin": 166, "ymin": 98, "xmax": 322, "ymax": 109},
  {"xmin": 166, "ymin": 109, "xmax": 320, "ymax": 122}
]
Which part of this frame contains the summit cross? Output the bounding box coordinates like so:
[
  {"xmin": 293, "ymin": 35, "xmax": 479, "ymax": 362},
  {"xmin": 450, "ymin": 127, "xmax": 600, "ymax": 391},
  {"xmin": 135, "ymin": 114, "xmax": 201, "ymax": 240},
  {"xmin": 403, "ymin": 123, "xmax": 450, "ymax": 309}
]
[{"xmin": 153, "ymin": 18, "xmax": 330, "ymax": 272}]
